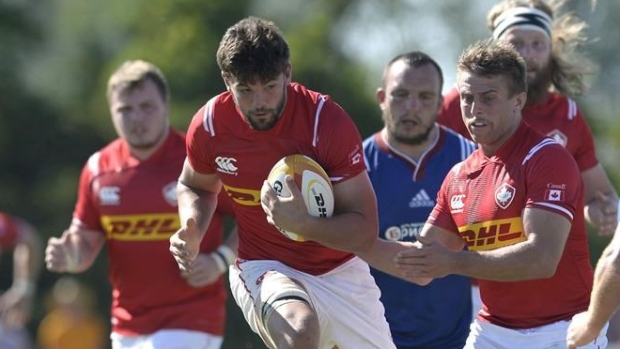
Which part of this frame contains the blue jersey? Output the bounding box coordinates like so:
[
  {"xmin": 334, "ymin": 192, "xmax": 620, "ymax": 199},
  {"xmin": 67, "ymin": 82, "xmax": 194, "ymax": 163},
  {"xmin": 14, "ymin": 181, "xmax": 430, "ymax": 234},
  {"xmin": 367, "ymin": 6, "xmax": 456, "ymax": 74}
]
[{"xmin": 363, "ymin": 125, "xmax": 476, "ymax": 349}]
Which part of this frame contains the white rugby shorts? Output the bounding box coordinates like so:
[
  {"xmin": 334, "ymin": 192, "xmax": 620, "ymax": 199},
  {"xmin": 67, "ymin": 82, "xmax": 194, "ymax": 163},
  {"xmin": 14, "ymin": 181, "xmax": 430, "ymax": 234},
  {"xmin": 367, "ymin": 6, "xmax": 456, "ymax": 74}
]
[
  {"xmin": 111, "ymin": 329, "xmax": 223, "ymax": 349},
  {"xmin": 229, "ymin": 256, "xmax": 396, "ymax": 349},
  {"xmin": 464, "ymin": 318, "xmax": 608, "ymax": 349}
]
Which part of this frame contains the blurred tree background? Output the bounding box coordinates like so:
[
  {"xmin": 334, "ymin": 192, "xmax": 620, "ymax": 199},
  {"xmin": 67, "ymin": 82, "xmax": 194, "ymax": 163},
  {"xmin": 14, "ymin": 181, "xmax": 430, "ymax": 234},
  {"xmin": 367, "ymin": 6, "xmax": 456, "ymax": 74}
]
[{"xmin": 1, "ymin": 0, "xmax": 618, "ymax": 348}]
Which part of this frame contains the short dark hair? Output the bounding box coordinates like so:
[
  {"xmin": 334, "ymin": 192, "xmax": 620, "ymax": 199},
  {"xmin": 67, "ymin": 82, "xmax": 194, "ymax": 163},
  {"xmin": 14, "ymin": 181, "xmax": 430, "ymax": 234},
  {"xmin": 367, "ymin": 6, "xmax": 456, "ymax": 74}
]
[
  {"xmin": 457, "ymin": 39, "xmax": 527, "ymax": 97},
  {"xmin": 383, "ymin": 51, "xmax": 444, "ymax": 93},
  {"xmin": 216, "ymin": 16, "xmax": 290, "ymax": 85}
]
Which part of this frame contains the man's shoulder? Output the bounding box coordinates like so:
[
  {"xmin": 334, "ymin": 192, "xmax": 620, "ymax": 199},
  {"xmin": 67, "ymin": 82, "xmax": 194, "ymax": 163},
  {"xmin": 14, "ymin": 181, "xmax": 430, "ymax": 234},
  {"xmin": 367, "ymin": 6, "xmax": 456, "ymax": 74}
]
[
  {"xmin": 518, "ymin": 126, "xmax": 578, "ymax": 170},
  {"xmin": 191, "ymin": 92, "xmax": 238, "ymax": 137},
  {"xmin": 545, "ymin": 92, "xmax": 571, "ymax": 105},
  {"xmin": 94, "ymin": 138, "xmax": 124, "ymax": 161},
  {"xmin": 361, "ymin": 132, "xmax": 384, "ymax": 171},
  {"xmin": 289, "ymin": 82, "xmax": 324, "ymax": 101},
  {"xmin": 362, "ymin": 132, "xmax": 380, "ymax": 149},
  {"xmin": 83, "ymin": 138, "xmax": 126, "ymax": 175},
  {"xmin": 289, "ymin": 82, "xmax": 344, "ymax": 116},
  {"xmin": 528, "ymin": 92, "xmax": 581, "ymax": 121},
  {"xmin": 523, "ymin": 124, "xmax": 566, "ymax": 151},
  {"xmin": 201, "ymin": 91, "xmax": 236, "ymax": 117}
]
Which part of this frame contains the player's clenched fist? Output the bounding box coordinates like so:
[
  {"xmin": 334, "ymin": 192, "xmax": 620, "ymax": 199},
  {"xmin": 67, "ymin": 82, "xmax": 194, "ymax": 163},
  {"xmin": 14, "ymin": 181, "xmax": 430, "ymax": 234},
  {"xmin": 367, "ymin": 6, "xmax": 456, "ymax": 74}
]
[
  {"xmin": 169, "ymin": 218, "xmax": 201, "ymax": 272},
  {"xmin": 45, "ymin": 231, "xmax": 80, "ymax": 272}
]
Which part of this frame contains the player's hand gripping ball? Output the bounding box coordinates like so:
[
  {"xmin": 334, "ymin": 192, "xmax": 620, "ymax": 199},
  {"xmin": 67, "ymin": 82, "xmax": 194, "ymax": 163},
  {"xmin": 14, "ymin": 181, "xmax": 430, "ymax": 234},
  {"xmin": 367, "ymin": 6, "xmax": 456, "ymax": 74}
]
[{"xmin": 266, "ymin": 154, "xmax": 334, "ymax": 241}]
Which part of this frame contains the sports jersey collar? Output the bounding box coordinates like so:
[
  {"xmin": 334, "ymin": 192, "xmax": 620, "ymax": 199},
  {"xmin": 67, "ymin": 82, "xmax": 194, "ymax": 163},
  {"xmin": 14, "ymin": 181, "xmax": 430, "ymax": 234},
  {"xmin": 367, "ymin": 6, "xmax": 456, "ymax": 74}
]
[
  {"xmin": 374, "ymin": 125, "xmax": 445, "ymax": 181},
  {"xmin": 375, "ymin": 125, "xmax": 442, "ymax": 164}
]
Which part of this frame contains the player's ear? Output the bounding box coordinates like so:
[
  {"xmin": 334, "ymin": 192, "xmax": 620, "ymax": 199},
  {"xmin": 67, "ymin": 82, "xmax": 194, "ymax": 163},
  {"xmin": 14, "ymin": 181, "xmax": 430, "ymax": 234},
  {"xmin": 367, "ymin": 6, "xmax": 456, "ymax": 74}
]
[
  {"xmin": 514, "ymin": 91, "xmax": 526, "ymax": 112},
  {"xmin": 436, "ymin": 94, "xmax": 444, "ymax": 112},
  {"xmin": 283, "ymin": 63, "xmax": 292, "ymax": 84},
  {"xmin": 221, "ymin": 72, "xmax": 231, "ymax": 91},
  {"xmin": 376, "ymin": 87, "xmax": 386, "ymax": 106}
]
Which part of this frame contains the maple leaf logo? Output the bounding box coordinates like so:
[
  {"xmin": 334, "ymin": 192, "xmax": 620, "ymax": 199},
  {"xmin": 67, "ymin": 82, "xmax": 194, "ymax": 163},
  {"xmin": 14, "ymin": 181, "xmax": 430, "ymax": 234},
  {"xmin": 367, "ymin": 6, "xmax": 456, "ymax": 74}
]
[
  {"xmin": 546, "ymin": 189, "xmax": 564, "ymax": 201},
  {"xmin": 495, "ymin": 183, "xmax": 516, "ymax": 209}
]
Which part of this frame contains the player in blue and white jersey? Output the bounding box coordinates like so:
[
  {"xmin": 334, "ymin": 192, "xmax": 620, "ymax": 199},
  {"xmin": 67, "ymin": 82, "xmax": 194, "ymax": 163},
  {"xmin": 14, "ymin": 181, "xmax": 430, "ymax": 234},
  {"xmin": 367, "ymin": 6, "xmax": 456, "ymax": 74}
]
[{"xmin": 363, "ymin": 51, "xmax": 476, "ymax": 349}]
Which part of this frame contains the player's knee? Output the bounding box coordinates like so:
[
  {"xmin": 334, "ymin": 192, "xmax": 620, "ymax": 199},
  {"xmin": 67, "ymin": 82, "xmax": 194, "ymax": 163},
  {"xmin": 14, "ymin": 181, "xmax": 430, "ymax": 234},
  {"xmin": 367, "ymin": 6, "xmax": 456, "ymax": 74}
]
[
  {"xmin": 268, "ymin": 302, "xmax": 320, "ymax": 349},
  {"xmin": 273, "ymin": 329, "xmax": 319, "ymax": 349}
]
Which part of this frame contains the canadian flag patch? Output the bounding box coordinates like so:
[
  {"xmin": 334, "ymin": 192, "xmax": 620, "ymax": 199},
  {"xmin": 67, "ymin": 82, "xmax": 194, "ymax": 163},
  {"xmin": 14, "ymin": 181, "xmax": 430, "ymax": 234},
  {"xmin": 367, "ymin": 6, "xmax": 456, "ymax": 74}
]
[{"xmin": 545, "ymin": 189, "xmax": 564, "ymax": 201}]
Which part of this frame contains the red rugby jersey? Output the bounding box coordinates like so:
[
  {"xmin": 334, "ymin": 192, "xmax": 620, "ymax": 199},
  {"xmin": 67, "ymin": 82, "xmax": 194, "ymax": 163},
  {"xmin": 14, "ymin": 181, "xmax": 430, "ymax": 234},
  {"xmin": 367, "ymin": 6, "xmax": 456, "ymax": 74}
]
[
  {"xmin": 0, "ymin": 212, "xmax": 20, "ymax": 252},
  {"xmin": 186, "ymin": 83, "xmax": 366, "ymax": 275},
  {"xmin": 72, "ymin": 129, "xmax": 233, "ymax": 336},
  {"xmin": 429, "ymin": 122, "xmax": 593, "ymax": 329}
]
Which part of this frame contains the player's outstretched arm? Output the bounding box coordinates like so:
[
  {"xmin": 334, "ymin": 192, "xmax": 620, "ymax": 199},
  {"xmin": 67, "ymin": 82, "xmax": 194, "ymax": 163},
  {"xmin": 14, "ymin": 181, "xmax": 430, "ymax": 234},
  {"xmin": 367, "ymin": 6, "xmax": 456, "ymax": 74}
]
[
  {"xmin": 396, "ymin": 208, "xmax": 570, "ymax": 281},
  {"xmin": 358, "ymin": 238, "xmax": 433, "ymax": 286},
  {"xmin": 45, "ymin": 227, "xmax": 104, "ymax": 273},
  {"xmin": 170, "ymin": 159, "xmax": 221, "ymax": 272},
  {"xmin": 582, "ymin": 164, "xmax": 619, "ymax": 236},
  {"xmin": 0, "ymin": 219, "xmax": 42, "ymax": 327},
  {"xmin": 393, "ymin": 224, "xmax": 465, "ymax": 283},
  {"xmin": 10, "ymin": 219, "xmax": 41, "ymax": 293},
  {"xmin": 183, "ymin": 224, "xmax": 238, "ymax": 287},
  {"xmin": 567, "ymin": 225, "xmax": 620, "ymax": 348}
]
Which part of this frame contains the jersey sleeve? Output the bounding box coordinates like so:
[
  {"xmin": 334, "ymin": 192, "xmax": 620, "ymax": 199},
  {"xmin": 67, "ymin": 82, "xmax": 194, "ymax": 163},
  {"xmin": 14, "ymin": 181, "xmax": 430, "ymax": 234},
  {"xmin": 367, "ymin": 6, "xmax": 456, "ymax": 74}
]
[
  {"xmin": 571, "ymin": 108, "xmax": 599, "ymax": 171},
  {"xmin": 0, "ymin": 213, "xmax": 19, "ymax": 251},
  {"xmin": 524, "ymin": 144, "xmax": 583, "ymax": 221},
  {"xmin": 186, "ymin": 104, "xmax": 216, "ymax": 174},
  {"xmin": 437, "ymin": 86, "xmax": 471, "ymax": 139},
  {"xmin": 315, "ymin": 98, "xmax": 366, "ymax": 184},
  {"xmin": 426, "ymin": 166, "xmax": 459, "ymax": 233},
  {"xmin": 72, "ymin": 155, "xmax": 103, "ymax": 231}
]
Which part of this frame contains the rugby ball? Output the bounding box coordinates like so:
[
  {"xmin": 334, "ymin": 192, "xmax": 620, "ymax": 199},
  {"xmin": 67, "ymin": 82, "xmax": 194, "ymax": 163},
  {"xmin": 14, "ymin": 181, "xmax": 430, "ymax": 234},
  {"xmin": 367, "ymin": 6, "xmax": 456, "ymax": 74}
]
[{"xmin": 266, "ymin": 154, "xmax": 335, "ymax": 242}]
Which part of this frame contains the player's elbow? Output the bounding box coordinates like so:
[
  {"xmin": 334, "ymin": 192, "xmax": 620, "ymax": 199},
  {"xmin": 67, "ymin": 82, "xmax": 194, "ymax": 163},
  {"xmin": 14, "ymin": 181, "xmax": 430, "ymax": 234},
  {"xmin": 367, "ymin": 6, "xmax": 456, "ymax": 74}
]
[
  {"xmin": 535, "ymin": 265, "xmax": 559, "ymax": 279},
  {"xmin": 612, "ymin": 250, "xmax": 620, "ymax": 270},
  {"xmin": 352, "ymin": 223, "xmax": 380, "ymax": 254},
  {"xmin": 408, "ymin": 276, "xmax": 433, "ymax": 286},
  {"xmin": 352, "ymin": 235, "xmax": 377, "ymax": 255},
  {"xmin": 528, "ymin": 256, "xmax": 561, "ymax": 279},
  {"xmin": 600, "ymin": 241, "xmax": 620, "ymax": 271}
]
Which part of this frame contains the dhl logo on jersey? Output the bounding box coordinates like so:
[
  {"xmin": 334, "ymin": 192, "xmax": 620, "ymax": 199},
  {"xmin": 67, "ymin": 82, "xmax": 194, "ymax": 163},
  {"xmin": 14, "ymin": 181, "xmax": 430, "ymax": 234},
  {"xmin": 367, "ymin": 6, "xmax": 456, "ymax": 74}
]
[
  {"xmin": 457, "ymin": 217, "xmax": 525, "ymax": 251},
  {"xmin": 101, "ymin": 213, "xmax": 180, "ymax": 241},
  {"xmin": 223, "ymin": 184, "xmax": 261, "ymax": 206}
]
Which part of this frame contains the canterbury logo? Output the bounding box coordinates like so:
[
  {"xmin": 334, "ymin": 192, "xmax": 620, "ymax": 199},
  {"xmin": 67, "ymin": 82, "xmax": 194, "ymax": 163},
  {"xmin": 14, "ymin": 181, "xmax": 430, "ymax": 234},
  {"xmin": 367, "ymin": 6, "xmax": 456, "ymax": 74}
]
[
  {"xmin": 215, "ymin": 156, "xmax": 238, "ymax": 174},
  {"xmin": 100, "ymin": 186, "xmax": 120, "ymax": 205},
  {"xmin": 458, "ymin": 217, "xmax": 525, "ymax": 251},
  {"xmin": 450, "ymin": 194, "xmax": 466, "ymax": 212},
  {"xmin": 101, "ymin": 213, "xmax": 179, "ymax": 241}
]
